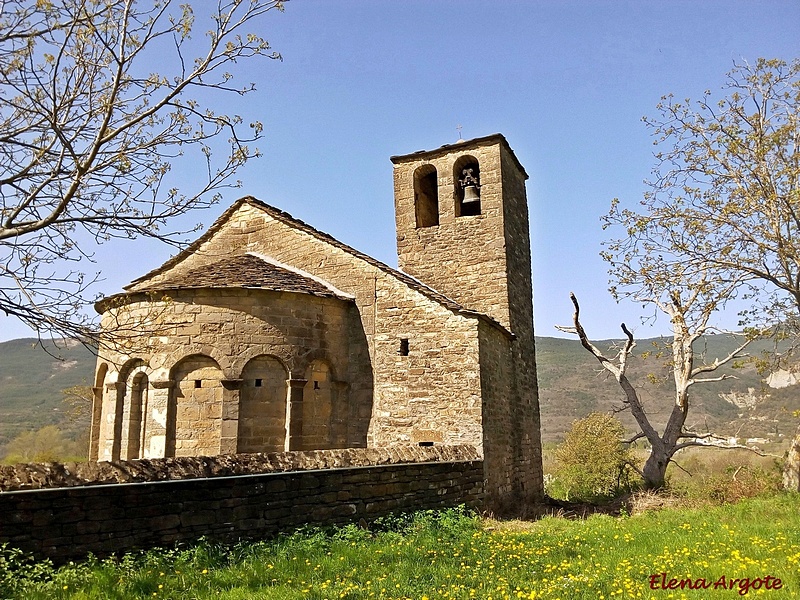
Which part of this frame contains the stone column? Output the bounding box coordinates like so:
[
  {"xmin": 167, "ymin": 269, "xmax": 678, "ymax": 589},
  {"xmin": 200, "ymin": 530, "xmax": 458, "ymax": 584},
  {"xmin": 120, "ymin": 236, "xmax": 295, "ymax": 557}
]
[
  {"xmin": 286, "ymin": 378, "xmax": 307, "ymax": 451},
  {"xmin": 89, "ymin": 386, "xmax": 103, "ymax": 462},
  {"xmin": 104, "ymin": 381, "xmax": 125, "ymax": 462},
  {"xmin": 145, "ymin": 379, "xmax": 174, "ymax": 459},
  {"xmin": 220, "ymin": 379, "xmax": 243, "ymax": 454}
]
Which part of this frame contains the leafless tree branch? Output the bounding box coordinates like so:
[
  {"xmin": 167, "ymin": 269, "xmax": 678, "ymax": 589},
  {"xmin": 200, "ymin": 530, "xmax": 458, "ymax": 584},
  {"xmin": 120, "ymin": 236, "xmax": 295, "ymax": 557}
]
[{"xmin": 0, "ymin": 0, "xmax": 286, "ymax": 343}]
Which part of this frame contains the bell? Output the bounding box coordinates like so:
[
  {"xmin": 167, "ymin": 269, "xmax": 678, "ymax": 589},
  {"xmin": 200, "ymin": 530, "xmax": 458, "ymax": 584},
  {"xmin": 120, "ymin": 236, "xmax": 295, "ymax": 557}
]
[
  {"xmin": 459, "ymin": 167, "xmax": 481, "ymax": 205},
  {"xmin": 462, "ymin": 183, "xmax": 481, "ymax": 204}
]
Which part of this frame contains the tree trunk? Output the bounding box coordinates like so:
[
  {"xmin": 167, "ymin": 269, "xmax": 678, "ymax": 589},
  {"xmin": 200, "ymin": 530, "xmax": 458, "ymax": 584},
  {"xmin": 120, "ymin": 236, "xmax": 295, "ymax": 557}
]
[
  {"xmin": 783, "ymin": 435, "xmax": 800, "ymax": 492},
  {"xmin": 642, "ymin": 444, "xmax": 671, "ymax": 489}
]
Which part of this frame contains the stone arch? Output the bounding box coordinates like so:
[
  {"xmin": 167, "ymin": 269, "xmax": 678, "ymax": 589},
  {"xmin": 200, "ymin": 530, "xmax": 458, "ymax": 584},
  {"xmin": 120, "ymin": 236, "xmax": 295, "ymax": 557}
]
[
  {"xmin": 95, "ymin": 362, "xmax": 109, "ymax": 387},
  {"xmin": 160, "ymin": 344, "xmax": 233, "ymax": 380},
  {"xmin": 229, "ymin": 342, "xmax": 291, "ymax": 380},
  {"xmin": 414, "ymin": 163, "xmax": 439, "ymax": 228},
  {"xmin": 453, "ymin": 154, "xmax": 481, "ymax": 217},
  {"xmin": 103, "ymin": 358, "xmax": 147, "ymax": 460},
  {"xmin": 293, "ymin": 348, "xmax": 339, "ymax": 382},
  {"xmin": 116, "ymin": 359, "xmax": 148, "ymax": 460},
  {"xmin": 89, "ymin": 362, "xmax": 108, "ymax": 461},
  {"xmin": 301, "ymin": 359, "xmax": 335, "ymax": 450},
  {"xmin": 237, "ymin": 355, "xmax": 289, "ymax": 453},
  {"xmin": 168, "ymin": 354, "xmax": 223, "ymax": 457}
]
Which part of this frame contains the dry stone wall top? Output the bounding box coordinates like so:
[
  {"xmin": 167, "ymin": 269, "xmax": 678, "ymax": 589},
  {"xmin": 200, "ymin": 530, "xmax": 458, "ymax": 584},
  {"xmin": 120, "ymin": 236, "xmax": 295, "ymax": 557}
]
[{"xmin": 0, "ymin": 444, "xmax": 481, "ymax": 492}]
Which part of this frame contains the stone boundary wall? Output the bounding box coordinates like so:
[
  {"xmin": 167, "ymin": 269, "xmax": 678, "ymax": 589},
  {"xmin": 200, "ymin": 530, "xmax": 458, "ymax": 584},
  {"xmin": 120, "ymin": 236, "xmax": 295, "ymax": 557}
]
[
  {"xmin": 0, "ymin": 445, "xmax": 483, "ymax": 564},
  {"xmin": 0, "ymin": 445, "xmax": 479, "ymax": 492}
]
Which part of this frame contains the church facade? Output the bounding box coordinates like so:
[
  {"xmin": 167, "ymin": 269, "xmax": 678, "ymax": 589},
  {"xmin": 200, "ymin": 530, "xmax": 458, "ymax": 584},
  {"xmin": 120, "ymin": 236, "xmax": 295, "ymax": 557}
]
[{"xmin": 91, "ymin": 134, "xmax": 544, "ymax": 505}]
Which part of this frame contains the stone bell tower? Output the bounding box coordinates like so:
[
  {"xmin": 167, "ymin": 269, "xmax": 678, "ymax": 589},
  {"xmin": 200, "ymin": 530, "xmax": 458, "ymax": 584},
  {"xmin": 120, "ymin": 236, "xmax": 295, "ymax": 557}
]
[
  {"xmin": 390, "ymin": 133, "xmax": 535, "ymax": 341},
  {"xmin": 391, "ymin": 134, "xmax": 542, "ymax": 504}
]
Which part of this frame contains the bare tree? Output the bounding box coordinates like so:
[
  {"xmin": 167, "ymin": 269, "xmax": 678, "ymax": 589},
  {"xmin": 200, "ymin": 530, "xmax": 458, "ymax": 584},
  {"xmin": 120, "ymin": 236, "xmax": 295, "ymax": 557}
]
[
  {"xmin": 558, "ymin": 294, "xmax": 758, "ymax": 489},
  {"xmin": 555, "ymin": 58, "xmax": 800, "ymax": 488},
  {"xmin": 0, "ymin": 0, "xmax": 284, "ymax": 341}
]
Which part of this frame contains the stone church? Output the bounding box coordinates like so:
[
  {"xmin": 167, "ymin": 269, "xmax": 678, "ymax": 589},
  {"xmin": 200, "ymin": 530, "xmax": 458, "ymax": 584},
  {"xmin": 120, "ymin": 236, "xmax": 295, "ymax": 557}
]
[{"xmin": 91, "ymin": 134, "xmax": 544, "ymax": 504}]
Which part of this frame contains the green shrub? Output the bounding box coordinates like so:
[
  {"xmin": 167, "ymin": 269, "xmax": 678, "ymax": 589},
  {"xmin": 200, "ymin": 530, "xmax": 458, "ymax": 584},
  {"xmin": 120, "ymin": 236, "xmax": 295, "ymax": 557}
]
[
  {"xmin": 0, "ymin": 543, "xmax": 56, "ymax": 597},
  {"xmin": 549, "ymin": 412, "xmax": 635, "ymax": 501}
]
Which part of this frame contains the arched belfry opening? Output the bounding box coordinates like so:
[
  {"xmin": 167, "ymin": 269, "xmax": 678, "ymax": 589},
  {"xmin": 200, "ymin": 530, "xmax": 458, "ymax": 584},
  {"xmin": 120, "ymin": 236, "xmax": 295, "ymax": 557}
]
[
  {"xmin": 454, "ymin": 155, "xmax": 481, "ymax": 217},
  {"xmin": 413, "ymin": 164, "xmax": 439, "ymax": 228}
]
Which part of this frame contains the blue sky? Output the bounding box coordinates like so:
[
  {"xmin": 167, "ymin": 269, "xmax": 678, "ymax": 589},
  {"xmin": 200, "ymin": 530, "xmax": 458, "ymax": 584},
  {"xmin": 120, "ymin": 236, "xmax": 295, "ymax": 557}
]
[{"xmin": 2, "ymin": 0, "xmax": 799, "ymax": 342}]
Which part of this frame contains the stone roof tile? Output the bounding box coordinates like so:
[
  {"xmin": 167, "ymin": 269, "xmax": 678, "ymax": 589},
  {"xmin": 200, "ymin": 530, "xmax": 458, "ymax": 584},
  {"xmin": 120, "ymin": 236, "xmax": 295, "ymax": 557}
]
[{"xmin": 136, "ymin": 254, "xmax": 341, "ymax": 298}]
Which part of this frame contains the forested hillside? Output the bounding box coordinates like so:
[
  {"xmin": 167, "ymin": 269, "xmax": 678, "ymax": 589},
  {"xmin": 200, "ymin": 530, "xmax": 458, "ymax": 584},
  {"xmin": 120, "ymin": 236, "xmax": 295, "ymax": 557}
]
[
  {"xmin": 537, "ymin": 335, "xmax": 799, "ymax": 444},
  {"xmin": 0, "ymin": 339, "xmax": 95, "ymax": 454}
]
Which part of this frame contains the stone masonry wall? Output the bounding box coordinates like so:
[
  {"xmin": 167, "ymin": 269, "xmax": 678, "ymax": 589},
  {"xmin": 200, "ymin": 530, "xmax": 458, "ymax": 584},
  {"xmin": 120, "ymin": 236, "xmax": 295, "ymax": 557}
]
[
  {"xmin": 94, "ymin": 288, "xmax": 371, "ymax": 461},
  {"xmin": 477, "ymin": 320, "xmax": 516, "ymax": 505},
  {"xmin": 499, "ymin": 143, "xmax": 544, "ymax": 500},
  {"xmin": 392, "ymin": 139, "xmax": 513, "ymax": 330},
  {"xmin": 122, "ymin": 203, "xmax": 486, "ymax": 450},
  {"xmin": 0, "ymin": 446, "xmax": 483, "ymax": 564},
  {"xmin": 390, "ymin": 135, "xmax": 544, "ymax": 501}
]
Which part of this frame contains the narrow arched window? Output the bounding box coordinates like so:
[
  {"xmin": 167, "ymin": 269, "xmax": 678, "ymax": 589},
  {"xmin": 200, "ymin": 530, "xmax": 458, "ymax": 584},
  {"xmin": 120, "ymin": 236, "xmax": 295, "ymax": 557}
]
[
  {"xmin": 454, "ymin": 156, "xmax": 481, "ymax": 217},
  {"xmin": 414, "ymin": 164, "xmax": 439, "ymax": 228}
]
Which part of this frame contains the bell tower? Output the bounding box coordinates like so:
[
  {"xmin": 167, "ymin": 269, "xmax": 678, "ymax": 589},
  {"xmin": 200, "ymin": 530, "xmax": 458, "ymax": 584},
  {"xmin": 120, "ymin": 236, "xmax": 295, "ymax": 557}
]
[
  {"xmin": 390, "ymin": 133, "xmax": 533, "ymax": 338},
  {"xmin": 391, "ymin": 133, "xmax": 542, "ymax": 505}
]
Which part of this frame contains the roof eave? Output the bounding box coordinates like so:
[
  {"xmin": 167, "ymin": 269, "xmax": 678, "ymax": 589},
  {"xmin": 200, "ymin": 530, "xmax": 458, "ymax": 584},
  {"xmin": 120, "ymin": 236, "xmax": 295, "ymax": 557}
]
[
  {"xmin": 95, "ymin": 285, "xmax": 353, "ymax": 314},
  {"xmin": 389, "ymin": 133, "xmax": 528, "ymax": 180}
]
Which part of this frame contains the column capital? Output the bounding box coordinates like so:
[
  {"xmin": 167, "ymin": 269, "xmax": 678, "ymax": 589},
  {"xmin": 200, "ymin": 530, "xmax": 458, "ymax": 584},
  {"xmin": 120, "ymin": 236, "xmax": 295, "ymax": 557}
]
[
  {"xmin": 221, "ymin": 378, "xmax": 243, "ymax": 390},
  {"xmin": 150, "ymin": 379, "xmax": 174, "ymax": 389}
]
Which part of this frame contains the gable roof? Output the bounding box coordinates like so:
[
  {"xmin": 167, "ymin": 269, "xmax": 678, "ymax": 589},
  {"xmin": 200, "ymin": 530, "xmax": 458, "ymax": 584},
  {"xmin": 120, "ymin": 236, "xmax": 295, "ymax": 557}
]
[{"xmin": 124, "ymin": 197, "xmax": 512, "ymax": 337}]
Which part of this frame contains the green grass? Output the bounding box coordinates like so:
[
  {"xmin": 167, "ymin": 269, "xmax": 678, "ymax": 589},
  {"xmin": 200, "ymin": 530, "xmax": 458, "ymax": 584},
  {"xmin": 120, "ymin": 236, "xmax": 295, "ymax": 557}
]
[{"xmin": 3, "ymin": 496, "xmax": 800, "ymax": 599}]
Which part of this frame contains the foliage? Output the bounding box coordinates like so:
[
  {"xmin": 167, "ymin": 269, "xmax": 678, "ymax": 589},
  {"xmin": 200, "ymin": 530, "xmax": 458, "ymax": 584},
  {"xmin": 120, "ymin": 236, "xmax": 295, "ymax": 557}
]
[
  {"xmin": 666, "ymin": 447, "xmax": 783, "ymax": 505},
  {"xmin": 676, "ymin": 465, "xmax": 782, "ymax": 505},
  {"xmin": 609, "ymin": 57, "xmax": 800, "ymax": 349},
  {"xmin": 0, "ymin": 543, "xmax": 57, "ymax": 598},
  {"xmin": 557, "ymin": 59, "xmax": 800, "ymax": 489},
  {"xmin": 61, "ymin": 384, "xmax": 93, "ymax": 425},
  {"xmin": 549, "ymin": 412, "xmax": 635, "ymax": 501},
  {"xmin": 1, "ymin": 425, "xmax": 86, "ymax": 464},
  {"xmin": 0, "ymin": 0, "xmax": 285, "ymax": 341},
  {"xmin": 2, "ymin": 498, "xmax": 800, "ymax": 598}
]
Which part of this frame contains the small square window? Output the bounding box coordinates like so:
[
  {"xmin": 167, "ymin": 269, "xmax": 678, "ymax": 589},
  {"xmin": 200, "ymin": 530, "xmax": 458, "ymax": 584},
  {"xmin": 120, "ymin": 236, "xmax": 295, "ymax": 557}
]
[
  {"xmin": 399, "ymin": 338, "xmax": 409, "ymax": 356},
  {"xmin": 194, "ymin": 380, "xmax": 202, "ymax": 388},
  {"xmin": 255, "ymin": 378, "xmax": 263, "ymax": 387}
]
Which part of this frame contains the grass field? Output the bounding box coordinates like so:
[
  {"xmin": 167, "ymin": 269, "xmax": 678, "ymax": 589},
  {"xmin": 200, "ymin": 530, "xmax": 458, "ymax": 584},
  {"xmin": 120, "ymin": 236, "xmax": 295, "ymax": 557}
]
[{"xmin": 3, "ymin": 494, "xmax": 799, "ymax": 599}]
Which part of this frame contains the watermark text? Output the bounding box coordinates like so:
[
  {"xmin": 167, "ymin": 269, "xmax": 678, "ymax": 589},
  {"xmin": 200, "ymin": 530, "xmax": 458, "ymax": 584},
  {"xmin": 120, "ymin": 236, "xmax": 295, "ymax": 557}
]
[{"xmin": 648, "ymin": 573, "xmax": 783, "ymax": 596}]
